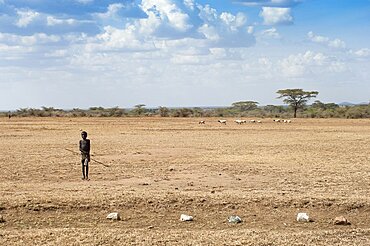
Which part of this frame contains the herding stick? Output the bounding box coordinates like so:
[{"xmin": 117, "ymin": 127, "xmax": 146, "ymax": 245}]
[{"xmin": 65, "ymin": 148, "xmax": 110, "ymax": 167}]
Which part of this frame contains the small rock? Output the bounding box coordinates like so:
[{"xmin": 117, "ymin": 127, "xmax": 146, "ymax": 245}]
[
  {"xmin": 228, "ymin": 215, "xmax": 242, "ymax": 223},
  {"xmin": 296, "ymin": 212, "xmax": 313, "ymax": 222},
  {"xmin": 0, "ymin": 215, "xmax": 5, "ymax": 223},
  {"xmin": 180, "ymin": 214, "xmax": 193, "ymax": 221},
  {"xmin": 106, "ymin": 212, "xmax": 121, "ymax": 221},
  {"xmin": 334, "ymin": 216, "xmax": 351, "ymax": 225}
]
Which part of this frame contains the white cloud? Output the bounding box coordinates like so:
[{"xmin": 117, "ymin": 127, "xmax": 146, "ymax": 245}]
[
  {"xmin": 198, "ymin": 24, "xmax": 219, "ymax": 41},
  {"xmin": 258, "ymin": 57, "xmax": 272, "ymax": 66},
  {"xmin": 141, "ymin": 0, "xmax": 192, "ymax": 32},
  {"xmin": 198, "ymin": 4, "xmax": 218, "ymax": 23},
  {"xmin": 170, "ymin": 54, "xmax": 202, "ymax": 64},
  {"xmin": 136, "ymin": 11, "xmax": 162, "ymax": 36},
  {"xmin": 95, "ymin": 3, "xmax": 125, "ymax": 19},
  {"xmin": 16, "ymin": 10, "xmax": 40, "ymax": 27},
  {"xmin": 184, "ymin": 0, "xmax": 195, "ymax": 10},
  {"xmin": 0, "ymin": 32, "xmax": 62, "ymax": 63},
  {"xmin": 328, "ymin": 61, "xmax": 347, "ymax": 73},
  {"xmin": 260, "ymin": 7, "xmax": 293, "ymax": 25},
  {"xmin": 260, "ymin": 27, "xmax": 280, "ymax": 39},
  {"xmin": 279, "ymin": 50, "xmax": 348, "ymax": 77},
  {"xmin": 85, "ymin": 25, "xmax": 156, "ymax": 52},
  {"xmin": 280, "ymin": 51, "xmax": 328, "ymax": 77},
  {"xmin": 0, "ymin": 32, "xmax": 61, "ymax": 46},
  {"xmin": 44, "ymin": 49, "xmax": 68, "ymax": 58},
  {"xmin": 307, "ymin": 32, "xmax": 329, "ymax": 43},
  {"xmin": 233, "ymin": 0, "xmax": 302, "ymax": 7},
  {"xmin": 352, "ymin": 48, "xmax": 370, "ymax": 57},
  {"xmin": 88, "ymin": 1, "xmax": 255, "ymax": 52},
  {"xmin": 157, "ymin": 38, "xmax": 207, "ymax": 53},
  {"xmin": 46, "ymin": 16, "xmax": 76, "ymax": 26},
  {"xmin": 307, "ymin": 31, "xmax": 346, "ymax": 49},
  {"xmin": 0, "ymin": 43, "xmax": 33, "ymax": 54},
  {"xmin": 196, "ymin": 5, "xmax": 254, "ymax": 48},
  {"xmin": 220, "ymin": 12, "xmax": 247, "ymax": 31},
  {"xmin": 328, "ymin": 39, "xmax": 346, "ymax": 49},
  {"xmin": 75, "ymin": 0, "xmax": 93, "ymax": 4}
]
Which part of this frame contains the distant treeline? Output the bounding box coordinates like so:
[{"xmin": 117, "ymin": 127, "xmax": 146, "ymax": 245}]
[{"xmin": 3, "ymin": 101, "xmax": 370, "ymax": 119}]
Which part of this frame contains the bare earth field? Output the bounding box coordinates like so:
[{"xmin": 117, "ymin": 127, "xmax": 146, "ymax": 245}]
[{"xmin": 0, "ymin": 117, "xmax": 370, "ymax": 245}]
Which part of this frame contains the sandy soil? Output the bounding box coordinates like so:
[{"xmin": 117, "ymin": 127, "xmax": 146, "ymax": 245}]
[{"xmin": 0, "ymin": 117, "xmax": 370, "ymax": 245}]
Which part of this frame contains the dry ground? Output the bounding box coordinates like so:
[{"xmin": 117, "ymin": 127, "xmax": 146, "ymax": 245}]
[{"xmin": 0, "ymin": 117, "xmax": 370, "ymax": 245}]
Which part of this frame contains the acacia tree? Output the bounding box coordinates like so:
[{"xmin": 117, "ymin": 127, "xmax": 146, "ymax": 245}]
[
  {"xmin": 133, "ymin": 104, "xmax": 146, "ymax": 116},
  {"xmin": 232, "ymin": 101, "xmax": 259, "ymax": 111},
  {"xmin": 277, "ymin": 89, "xmax": 319, "ymax": 118}
]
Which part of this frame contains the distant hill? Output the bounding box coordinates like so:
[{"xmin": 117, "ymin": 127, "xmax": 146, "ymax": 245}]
[
  {"xmin": 338, "ymin": 102, "xmax": 369, "ymax": 106},
  {"xmin": 339, "ymin": 102, "xmax": 356, "ymax": 106}
]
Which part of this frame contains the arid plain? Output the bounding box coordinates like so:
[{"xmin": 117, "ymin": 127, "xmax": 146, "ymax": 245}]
[{"xmin": 0, "ymin": 117, "xmax": 370, "ymax": 245}]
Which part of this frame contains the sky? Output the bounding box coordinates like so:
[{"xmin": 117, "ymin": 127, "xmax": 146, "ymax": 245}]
[{"xmin": 0, "ymin": 0, "xmax": 369, "ymax": 109}]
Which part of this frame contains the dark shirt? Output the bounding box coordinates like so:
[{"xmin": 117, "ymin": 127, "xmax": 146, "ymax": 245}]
[{"xmin": 79, "ymin": 139, "xmax": 90, "ymax": 154}]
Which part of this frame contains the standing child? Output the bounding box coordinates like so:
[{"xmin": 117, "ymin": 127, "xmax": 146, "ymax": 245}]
[{"xmin": 79, "ymin": 131, "xmax": 90, "ymax": 180}]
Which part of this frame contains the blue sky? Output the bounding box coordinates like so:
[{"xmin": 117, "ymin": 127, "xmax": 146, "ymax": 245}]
[{"xmin": 0, "ymin": 0, "xmax": 369, "ymax": 109}]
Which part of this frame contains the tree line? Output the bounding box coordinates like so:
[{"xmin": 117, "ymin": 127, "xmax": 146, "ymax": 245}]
[{"xmin": 2, "ymin": 89, "xmax": 370, "ymax": 119}]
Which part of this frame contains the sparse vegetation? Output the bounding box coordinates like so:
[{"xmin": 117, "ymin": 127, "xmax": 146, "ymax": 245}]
[
  {"xmin": 3, "ymin": 103, "xmax": 370, "ymax": 118},
  {"xmin": 1, "ymin": 89, "xmax": 369, "ymax": 118}
]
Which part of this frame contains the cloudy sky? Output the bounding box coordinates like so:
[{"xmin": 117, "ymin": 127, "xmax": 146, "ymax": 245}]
[{"xmin": 0, "ymin": 0, "xmax": 369, "ymax": 109}]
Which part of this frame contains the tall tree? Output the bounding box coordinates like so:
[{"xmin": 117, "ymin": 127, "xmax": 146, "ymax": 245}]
[
  {"xmin": 277, "ymin": 89, "xmax": 319, "ymax": 118},
  {"xmin": 232, "ymin": 101, "xmax": 259, "ymax": 111},
  {"xmin": 133, "ymin": 104, "xmax": 146, "ymax": 116}
]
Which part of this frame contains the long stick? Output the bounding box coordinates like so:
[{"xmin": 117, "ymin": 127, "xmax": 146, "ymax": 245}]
[{"xmin": 65, "ymin": 148, "xmax": 110, "ymax": 167}]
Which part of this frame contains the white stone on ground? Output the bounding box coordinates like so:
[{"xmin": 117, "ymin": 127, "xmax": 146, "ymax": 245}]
[
  {"xmin": 296, "ymin": 212, "xmax": 311, "ymax": 222},
  {"xmin": 334, "ymin": 216, "xmax": 351, "ymax": 225},
  {"xmin": 106, "ymin": 212, "xmax": 121, "ymax": 221},
  {"xmin": 180, "ymin": 214, "xmax": 193, "ymax": 221},
  {"xmin": 228, "ymin": 215, "xmax": 242, "ymax": 223}
]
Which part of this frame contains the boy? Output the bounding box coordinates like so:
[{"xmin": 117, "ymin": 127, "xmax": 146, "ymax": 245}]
[{"xmin": 79, "ymin": 131, "xmax": 90, "ymax": 180}]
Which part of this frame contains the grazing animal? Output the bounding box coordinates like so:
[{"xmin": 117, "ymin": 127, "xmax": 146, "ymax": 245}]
[
  {"xmin": 281, "ymin": 119, "xmax": 292, "ymax": 123},
  {"xmin": 273, "ymin": 119, "xmax": 281, "ymax": 122},
  {"xmin": 235, "ymin": 120, "xmax": 244, "ymax": 124},
  {"xmin": 250, "ymin": 120, "xmax": 256, "ymax": 123},
  {"xmin": 199, "ymin": 120, "xmax": 206, "ymax": 124},
  {"xmin": 218, "ymin": 120, "xmax": 227, "ymax": 124},
  {"xmin": 257, "ymin": 120, "xmax": 262, "ymax": 123}
]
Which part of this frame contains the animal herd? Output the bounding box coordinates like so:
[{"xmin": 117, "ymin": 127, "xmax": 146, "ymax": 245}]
[
  {"xmin": 198, "ymin": 119, "xmax": 292, "ymax": 124},
  {"xmin": 273, "ymin": 119, "xmax": 292, "ymax": 123}
]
